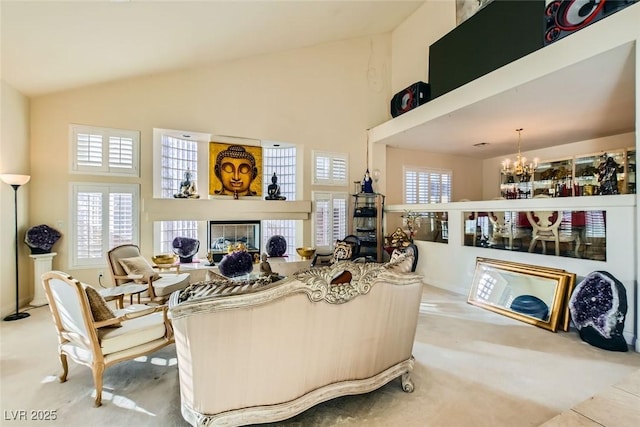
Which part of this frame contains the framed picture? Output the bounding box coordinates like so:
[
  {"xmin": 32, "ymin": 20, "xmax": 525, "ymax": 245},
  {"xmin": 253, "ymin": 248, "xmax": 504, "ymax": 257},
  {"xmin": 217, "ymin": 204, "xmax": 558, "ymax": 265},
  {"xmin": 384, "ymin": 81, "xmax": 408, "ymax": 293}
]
[{"xmin": 209, "ymin": 142, "xmax": 262, "ymax": 198}]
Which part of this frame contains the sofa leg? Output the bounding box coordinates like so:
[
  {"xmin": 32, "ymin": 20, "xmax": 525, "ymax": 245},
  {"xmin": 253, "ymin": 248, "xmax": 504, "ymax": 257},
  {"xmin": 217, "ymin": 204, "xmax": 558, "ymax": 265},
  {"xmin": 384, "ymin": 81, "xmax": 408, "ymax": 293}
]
[{"xmin": 401, "ymin": 372, "xmax": 414, "ymax": 393}]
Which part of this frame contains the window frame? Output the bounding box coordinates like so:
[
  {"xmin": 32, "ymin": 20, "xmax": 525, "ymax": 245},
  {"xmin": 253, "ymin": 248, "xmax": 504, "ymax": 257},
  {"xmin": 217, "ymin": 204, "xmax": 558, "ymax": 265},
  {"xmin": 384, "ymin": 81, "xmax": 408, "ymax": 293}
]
[
  {"xmin": 69, "ymin": 124, "xmax": 140, "ymax": 176},
  {"xmin": 69, "ymin": 182, "xmax": 140, "ymax": 269},
  {"xmin": 312, "ymin": 191, "xmax": 349, "ymax": 251},
  {"xmin": 403, "ymin": 165, "xmax": 452, "ymax": 204},
  {"xmin": 312, "ymin": 150, "xmax": 348, "ymax": 186},
  {"xmin": 153, "ymin": 128, "xmax": 211, "ymax": 199}
]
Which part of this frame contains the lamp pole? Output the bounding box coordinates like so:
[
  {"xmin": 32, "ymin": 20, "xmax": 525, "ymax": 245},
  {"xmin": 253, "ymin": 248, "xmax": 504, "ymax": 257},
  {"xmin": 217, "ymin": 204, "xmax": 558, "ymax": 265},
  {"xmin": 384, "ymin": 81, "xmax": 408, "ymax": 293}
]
[{"xmin": 1, "ymin": 174, "xmax": 31, "ymax": 321}]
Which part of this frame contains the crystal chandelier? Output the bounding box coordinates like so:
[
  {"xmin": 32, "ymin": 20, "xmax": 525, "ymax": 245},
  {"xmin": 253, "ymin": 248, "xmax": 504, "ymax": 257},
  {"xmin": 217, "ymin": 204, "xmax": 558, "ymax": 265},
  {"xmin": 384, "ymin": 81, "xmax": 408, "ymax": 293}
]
[{"xmin": 501, "ymin": 128, "xmax": 538, "ymax": 182}]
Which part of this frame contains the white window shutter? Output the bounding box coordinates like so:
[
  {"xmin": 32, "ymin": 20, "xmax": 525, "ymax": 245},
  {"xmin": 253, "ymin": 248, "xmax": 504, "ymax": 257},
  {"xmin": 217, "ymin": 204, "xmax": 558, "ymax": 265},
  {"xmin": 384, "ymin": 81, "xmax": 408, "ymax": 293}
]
[
  {"xmin": 108, "ymin": 136, "xmax": 134, "ymax": 169},
  {"xmin": 404, "ymin": 167, "xmax": 452, "ymax": 204}
]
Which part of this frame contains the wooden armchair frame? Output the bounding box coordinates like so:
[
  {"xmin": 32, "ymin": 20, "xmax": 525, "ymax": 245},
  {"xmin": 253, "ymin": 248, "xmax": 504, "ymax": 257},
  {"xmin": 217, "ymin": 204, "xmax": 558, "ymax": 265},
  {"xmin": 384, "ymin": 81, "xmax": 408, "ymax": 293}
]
[{"xmin": 41, "ymin": 271, "xmax": 174, "ymax": 407}]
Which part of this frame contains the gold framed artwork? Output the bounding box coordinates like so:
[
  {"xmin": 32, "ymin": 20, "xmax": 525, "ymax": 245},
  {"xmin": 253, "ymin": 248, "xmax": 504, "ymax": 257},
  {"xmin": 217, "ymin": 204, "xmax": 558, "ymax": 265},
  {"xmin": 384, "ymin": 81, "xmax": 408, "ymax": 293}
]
[{"xmin": 209, "ymin": 142, "xmax": 262, "ymax": 198}]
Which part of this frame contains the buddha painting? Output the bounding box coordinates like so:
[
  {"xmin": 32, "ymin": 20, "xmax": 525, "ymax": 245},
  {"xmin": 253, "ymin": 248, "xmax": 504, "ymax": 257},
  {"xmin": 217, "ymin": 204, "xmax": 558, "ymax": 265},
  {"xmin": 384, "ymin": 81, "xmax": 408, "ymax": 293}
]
[{"xmin": 209, "ymin": 143, "xmax": 262, "ymax": 199}]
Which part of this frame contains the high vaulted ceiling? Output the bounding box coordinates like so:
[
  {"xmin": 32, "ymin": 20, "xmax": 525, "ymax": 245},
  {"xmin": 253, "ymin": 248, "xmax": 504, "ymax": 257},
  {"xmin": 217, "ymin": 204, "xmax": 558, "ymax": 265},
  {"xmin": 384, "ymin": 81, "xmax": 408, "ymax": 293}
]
[{"xmin": 0, "ymin": 0, "xmax": 424, "ymax": 97}]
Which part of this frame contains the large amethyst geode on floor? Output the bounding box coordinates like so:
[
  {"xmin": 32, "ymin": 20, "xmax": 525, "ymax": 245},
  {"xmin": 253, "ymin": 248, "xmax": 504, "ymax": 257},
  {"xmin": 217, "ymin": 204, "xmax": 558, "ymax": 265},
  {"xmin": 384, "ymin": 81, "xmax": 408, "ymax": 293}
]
[
  {"xmin": 24, "ymin": 224, "xmax": 61, "ymax": 254},
  {"xmin": 218, "ymin": 250, "xmax": 254, "ymax": 278},
  {"xmin": 569, "ymin": 271, "xmax": 628, "ymax": 352},
  {"xmin": 172, "ymin": 237, "xmax": 200, "ymax": 263}
]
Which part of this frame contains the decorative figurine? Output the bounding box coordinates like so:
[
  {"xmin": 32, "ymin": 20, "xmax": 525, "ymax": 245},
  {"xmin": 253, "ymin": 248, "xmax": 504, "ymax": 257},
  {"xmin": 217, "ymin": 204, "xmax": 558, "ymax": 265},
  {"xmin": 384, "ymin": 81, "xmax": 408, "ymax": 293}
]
[
  {"xmin": 174, "ymin": 170, "xmax": 199, "ymax": 199},
  {"xmin": 265, "ymin": 172, "xmax": 286, "ymax": 200},
  {"xmin": 597, "ymin": 154, "xmax": 619, "ymax": 195},
  {"xmin": 260, "ymin": 253, "xmax": 280, "ymax": 280},
  {"xmin": 362, "ymin": 169, "xmax": 374, "ymax": 193}
]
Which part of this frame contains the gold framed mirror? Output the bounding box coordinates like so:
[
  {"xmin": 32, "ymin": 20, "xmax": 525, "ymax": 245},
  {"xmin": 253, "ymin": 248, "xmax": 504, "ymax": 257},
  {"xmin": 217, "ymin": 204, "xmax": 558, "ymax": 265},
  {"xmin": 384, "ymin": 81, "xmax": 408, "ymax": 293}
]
[{"xmin": 468, "ymin": 258, "xmax": 575, "ymax": 332}]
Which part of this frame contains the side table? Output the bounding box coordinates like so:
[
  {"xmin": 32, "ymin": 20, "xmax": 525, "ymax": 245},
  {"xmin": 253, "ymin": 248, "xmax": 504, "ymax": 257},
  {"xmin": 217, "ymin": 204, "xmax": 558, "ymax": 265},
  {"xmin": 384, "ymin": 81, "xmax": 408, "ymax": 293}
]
[
  {"xmin": 30, "ymin": 252, "xmax": 57, "ymax": 306},
  {"xmin": 99, "ymin": 283, "xmax": 148, "ymax": 309}
]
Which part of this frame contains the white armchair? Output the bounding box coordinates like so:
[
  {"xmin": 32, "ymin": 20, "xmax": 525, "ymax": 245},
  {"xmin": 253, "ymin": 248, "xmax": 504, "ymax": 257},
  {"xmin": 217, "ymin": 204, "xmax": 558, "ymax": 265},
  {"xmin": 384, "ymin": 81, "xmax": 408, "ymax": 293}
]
[{"xmin": 41, "ymin": 271, "xmax": 175, "ymax": 407}]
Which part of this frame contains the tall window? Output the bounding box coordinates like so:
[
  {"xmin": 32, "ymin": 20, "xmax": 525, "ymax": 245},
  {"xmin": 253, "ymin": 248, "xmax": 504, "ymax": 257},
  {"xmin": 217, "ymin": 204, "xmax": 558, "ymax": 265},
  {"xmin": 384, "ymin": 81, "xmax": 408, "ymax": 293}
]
[
  {"xmin": 404, "ymin": 166, "xmax": 452, "ymax": 203},
  {"xmin": 262, "ymin": 145, "xmax": 297, "ymax": 256},
  {"xmin": 312, "ymin": 151, "xmax": 348, "ymax": 186},
  {"xmin": 313, "ymin": 192, "xmax": 348, "ymax": 250},
  {"xmin": 70, "ymin": 183, "xmax": 139, "ymax": 268},
  {"xmin": 158, "ymin": 220, "xmax": 199, "ymax": 254},
  {"xmin": 70, "ymin": 124, "xmax": 139, "ymax": 176},
  {"xmin": 160, "ymin": 134, "xmax": 198, "ymax": 198},
  {"xmin": 154, "ymin": 129, "xmax": 209, "ymax": 251}
]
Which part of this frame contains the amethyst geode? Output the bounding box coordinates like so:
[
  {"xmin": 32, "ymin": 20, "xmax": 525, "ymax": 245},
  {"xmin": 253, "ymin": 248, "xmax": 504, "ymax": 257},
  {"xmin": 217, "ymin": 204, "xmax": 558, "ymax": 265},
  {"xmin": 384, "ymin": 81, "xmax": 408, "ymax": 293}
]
[
  {"xmin": 172, "ymin": 237, "xmax": 200, "ymax": 263},
  {"xmin": 24, "ymin": 224, "xmax": 61, "ymax": 254},
  {"xmin": 569, "ymin": 271, "xmax": 628, "ymax": 352},
  {"xmin": 266, "ymin": 235, "xmax": 287, "ymax": 257},
  {"xmin": 218, "ymin": 250, "xmax": 254, "ymax": 278}
]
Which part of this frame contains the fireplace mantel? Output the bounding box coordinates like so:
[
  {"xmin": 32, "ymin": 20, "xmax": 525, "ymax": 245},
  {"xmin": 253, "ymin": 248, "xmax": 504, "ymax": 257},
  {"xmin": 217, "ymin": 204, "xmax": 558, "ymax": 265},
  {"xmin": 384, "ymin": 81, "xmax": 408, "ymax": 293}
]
[{"xmin": 144, "ymin": 198, "xmax": 312, "ymax": 222}]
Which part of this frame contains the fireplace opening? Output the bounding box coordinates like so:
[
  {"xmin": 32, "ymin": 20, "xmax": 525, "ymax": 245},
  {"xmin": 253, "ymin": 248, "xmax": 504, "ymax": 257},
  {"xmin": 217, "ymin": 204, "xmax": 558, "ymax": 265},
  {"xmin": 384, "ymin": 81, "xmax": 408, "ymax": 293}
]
[{"xmin": 208, "ymin": 220, "xmax": 261, "ymax": 263}]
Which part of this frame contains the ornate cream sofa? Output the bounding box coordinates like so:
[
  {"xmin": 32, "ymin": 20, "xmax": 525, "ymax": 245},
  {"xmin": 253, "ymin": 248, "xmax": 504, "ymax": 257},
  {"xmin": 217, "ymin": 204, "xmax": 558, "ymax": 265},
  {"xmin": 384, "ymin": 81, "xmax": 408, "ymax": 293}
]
[{"xmin": 168, "ymin": 259, "xmax": 423, "ymax": 427}]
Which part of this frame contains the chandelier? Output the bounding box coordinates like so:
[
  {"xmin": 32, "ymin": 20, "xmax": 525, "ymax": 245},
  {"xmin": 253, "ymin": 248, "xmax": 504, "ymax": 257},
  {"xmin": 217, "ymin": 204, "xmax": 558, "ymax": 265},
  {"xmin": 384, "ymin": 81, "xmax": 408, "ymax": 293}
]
[{"xmin": 501, "ymin": 128, "xmax": 537, "ymax": 182}]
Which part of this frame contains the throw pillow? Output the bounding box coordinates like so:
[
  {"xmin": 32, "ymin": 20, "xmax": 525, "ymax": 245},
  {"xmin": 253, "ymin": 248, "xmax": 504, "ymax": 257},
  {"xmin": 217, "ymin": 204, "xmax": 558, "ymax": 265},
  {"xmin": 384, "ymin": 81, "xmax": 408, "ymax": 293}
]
[
  {"xmin": 84, "ymin": 285, "xmax": 121, "ymax": 328},
  {"xmin": 119, "ymin": 256, "xmax": 161, "ymax": 284},
  {"xmin": 333, "ymin": 241, "xmax": 353, "ymax": 262},
  {"xmin": 386, "ymin": 250, "xmax": 415, "ymax": 273}
]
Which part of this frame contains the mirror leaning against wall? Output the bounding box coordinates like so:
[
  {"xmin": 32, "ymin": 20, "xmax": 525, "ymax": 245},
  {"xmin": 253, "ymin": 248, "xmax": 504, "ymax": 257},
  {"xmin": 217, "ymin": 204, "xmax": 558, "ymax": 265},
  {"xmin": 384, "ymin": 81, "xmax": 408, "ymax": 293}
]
[{"xmin": 468, "ymin": 258, "xmax": 576, "ymax": 332}]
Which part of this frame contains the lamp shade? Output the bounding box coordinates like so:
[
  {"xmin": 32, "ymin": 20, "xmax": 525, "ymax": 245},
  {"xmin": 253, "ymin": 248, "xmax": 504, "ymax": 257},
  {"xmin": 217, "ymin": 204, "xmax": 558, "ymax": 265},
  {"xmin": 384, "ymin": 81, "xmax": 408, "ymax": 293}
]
[{"xmin": 0, "ymin": 174, "xmax": 31, "ymax": 186}]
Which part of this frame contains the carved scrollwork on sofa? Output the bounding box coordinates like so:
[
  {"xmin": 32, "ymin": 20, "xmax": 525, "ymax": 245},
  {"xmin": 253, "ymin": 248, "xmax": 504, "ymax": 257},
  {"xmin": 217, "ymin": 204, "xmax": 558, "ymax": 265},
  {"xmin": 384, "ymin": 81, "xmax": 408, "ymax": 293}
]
[{"xmin": 293, "ymin": 261, "xmax": 384, "ymax": 304}]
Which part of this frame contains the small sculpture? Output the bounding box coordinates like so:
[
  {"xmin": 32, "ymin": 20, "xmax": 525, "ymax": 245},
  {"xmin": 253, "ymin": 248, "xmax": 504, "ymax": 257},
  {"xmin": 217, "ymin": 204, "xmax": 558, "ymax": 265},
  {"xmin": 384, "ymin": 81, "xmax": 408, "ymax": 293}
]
[
  {"xmin": 597, "ymin": 154, "xmax": 619, "ymax": 195},
  {"xmin": 362, "ymin": 169, "xmax": 374, "ymax": 193},
  {"xmin": 174, "ymin": 170, "xmax": 199, "ymax": 199},
  {"xmin": 265, "ymin": 172, "xmax": 286, "ymax": 200},
  {"xmin": 259, "ymin": 253, "xmax": 279, "ymax": 279}
]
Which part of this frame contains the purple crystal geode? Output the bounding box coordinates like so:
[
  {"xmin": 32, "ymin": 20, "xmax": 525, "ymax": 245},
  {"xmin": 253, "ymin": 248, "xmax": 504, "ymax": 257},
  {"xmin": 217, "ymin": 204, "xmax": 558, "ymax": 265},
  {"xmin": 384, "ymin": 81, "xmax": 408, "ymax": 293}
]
[
  {"xmin": 218, "ymin": 250, "xmax": 254, "ymax": 278},
  {"xmin": 24, "ymin": 224, "xmax": 61, "ymax": 254},
  {"xmin": 569, "ymin": 271, "xmax": 628, "ymax": 352},
  {"xmin": 172, "ymin": 237, "xmax": 200, "ymax": 263},
  {"xmin": 266, "ymin": 235, "xmax": 287, "ymax": 257}
]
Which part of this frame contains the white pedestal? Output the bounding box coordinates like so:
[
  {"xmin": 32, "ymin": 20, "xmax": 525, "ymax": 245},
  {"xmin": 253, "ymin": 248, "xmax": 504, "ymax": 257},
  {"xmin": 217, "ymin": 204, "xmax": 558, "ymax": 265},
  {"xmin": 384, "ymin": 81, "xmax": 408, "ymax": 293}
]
[{"xmin": 29, "ymin": 252, "xmax": 56, "ymax": 306}]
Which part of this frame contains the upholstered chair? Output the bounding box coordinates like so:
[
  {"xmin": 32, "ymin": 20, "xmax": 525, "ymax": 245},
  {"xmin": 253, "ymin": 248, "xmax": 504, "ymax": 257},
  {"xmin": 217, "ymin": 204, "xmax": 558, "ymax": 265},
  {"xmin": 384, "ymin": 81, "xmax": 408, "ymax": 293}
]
[
  {"xmin": 488, "ymin": 211, "xmax": 531, "ymax": 250},
  {"xmin": 41, "ymin": 271, "xmax": 174, "ymax": 407},
  {"xmin": 106, "ymin": 244, "xmax": 191, "ymax": 305},
  {"xmin": 526, "ymin": 211, "xmax": 580, "ymax": 257}
]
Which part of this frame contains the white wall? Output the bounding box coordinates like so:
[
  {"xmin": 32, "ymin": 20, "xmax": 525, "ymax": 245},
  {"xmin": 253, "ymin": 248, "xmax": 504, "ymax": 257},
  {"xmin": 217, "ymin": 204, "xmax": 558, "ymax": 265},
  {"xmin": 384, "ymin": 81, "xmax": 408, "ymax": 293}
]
[
  {"xmin": 25, "ymin": 35, "xmax": 393, "ymax": 286},
  {"xmin": 390, "ymin": 1, "xmax": 455, "ymax": 94},
  {"xmin": 0, "ymin": 80, "xmax": 31, "ymax": 316},
  {"xmin": 385, "ymin": 146, "xmax": 483, "ymax": 204}
]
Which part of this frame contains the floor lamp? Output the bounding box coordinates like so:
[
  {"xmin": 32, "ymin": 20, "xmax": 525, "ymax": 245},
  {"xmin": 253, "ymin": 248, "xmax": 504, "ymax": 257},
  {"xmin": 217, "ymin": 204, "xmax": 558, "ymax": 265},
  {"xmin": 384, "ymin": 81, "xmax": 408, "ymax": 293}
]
[{"xmin": 1, "ymin": 174, "xmax": 31, "ymax": 321}]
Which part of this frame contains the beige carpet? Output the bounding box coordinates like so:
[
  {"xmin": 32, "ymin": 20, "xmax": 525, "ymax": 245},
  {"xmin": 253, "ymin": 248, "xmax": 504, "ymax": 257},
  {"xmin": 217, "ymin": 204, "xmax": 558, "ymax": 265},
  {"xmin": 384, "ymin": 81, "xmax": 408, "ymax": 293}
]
[{"xmin": 1, "ymin": 284, "xmax": 639, "ymax": 427}]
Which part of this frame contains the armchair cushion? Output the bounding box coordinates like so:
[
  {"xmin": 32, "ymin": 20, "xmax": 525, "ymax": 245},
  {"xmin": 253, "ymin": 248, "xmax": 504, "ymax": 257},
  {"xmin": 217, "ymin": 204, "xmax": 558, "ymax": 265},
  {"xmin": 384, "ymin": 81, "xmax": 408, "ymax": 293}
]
[
  {"xmin": 119, "ymin": 256, "xmax": 161, "ymax": 283},
  {"xmin": 98, "ymin": 310, "xmax": 167, "ymax": 355},
  {"xmin": 151, "ymin": 273, "xmax": 192, "ymax": 297},
  {"xmin": 84, "ymin": 286, "xmax": 121, "ymax": 328}
]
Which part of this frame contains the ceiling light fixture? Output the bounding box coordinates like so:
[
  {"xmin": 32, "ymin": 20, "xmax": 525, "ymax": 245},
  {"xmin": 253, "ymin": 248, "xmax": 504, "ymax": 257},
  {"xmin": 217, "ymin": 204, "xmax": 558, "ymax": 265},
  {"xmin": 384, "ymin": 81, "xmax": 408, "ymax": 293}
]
[{"xmin": 501, "ymin": 128, "xmax": 538, "ymax": 182}]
